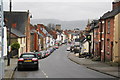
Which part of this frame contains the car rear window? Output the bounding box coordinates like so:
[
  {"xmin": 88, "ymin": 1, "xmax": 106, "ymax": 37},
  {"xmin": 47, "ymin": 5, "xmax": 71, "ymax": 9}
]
[{"xmin": 20, "ymin": 54, "xmax": 36, "ymax": 58}]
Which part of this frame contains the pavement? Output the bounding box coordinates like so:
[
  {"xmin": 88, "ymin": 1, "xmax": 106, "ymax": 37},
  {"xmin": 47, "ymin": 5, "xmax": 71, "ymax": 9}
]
[
  {"xmin": 68, "ymin": 53, "xmax": 120, "ymax": 79},
  {"xmin": 4, "ymin": 58, "xmax": 18, "ymax": 79}
]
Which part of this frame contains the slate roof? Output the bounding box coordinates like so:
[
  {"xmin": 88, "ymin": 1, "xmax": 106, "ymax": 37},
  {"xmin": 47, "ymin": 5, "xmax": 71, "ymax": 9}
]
[
  {"xmin": 90, "ymin": 20, "xmax": 99, "ymax": 30},
  {"xmin": 44, "ymin": 26, "xmax": 57, "ymax": 39},
  {"xmin": 4, "ymin": 11, "xmax": 29, "ymax": 34},
  {"xmin": 30, "ymin": 29, "xmax": 45, "ymax": 38},
  {"xmin": 11, "ymin": 28, "xmax": 26, "ymax": 38},
  {"xmin": 100, "ymin": 7, "xmax": 120, "ymax": 19}
]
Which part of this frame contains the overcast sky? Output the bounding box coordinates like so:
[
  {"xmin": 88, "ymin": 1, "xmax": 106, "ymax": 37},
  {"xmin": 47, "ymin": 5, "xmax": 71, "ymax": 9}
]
[{"xmin": 3, "ymin": 0, "xmax": 113, "ymax": 21}]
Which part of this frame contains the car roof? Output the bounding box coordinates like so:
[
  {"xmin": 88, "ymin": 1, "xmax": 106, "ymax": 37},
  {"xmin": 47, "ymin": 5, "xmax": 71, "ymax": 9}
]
[{"xmin": 21, "ymin": 52, "xmax": 34, "ymax": 55}]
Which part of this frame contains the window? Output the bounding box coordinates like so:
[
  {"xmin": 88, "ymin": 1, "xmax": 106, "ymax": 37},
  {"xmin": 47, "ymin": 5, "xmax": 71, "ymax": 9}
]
[
  {"xmin": 107, "ymin": 20, "xmax": 110, "ymax": 34},
  {"xmin": 21, "ymin": 54, "xmax": 35, "ymax": 58},
  {"xmin": 107, "ymin": 39, "xmax": 110, "ymax": 54},
  {"xmin": 20, "ymin": 39, "xmax": 22, "ymax": 44},
  {"xmin": 101, "ymin": 21, "xmax": 104, "ymax": 33},
  {"xmin": 101, "ymin": 40, "xmax": 104, "ymax": 52}
]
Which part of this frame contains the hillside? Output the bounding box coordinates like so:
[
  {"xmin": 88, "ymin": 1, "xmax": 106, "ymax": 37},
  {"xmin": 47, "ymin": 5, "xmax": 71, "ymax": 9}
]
[{"xmin": 30, "ymin": 19, "xmax": 88, "ymax": 30}]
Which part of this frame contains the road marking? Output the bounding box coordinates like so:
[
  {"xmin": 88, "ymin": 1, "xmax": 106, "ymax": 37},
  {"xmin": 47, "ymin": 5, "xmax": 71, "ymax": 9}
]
[{"xmin": 42, "ymin": 70, "xmax": 48, "ymax": 78}]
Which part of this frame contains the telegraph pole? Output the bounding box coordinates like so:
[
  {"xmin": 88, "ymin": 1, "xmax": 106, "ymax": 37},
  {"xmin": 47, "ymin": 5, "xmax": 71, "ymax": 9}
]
[{"xmin": 7, "ymin": 0, "xmax": 12, "ymax": 66}]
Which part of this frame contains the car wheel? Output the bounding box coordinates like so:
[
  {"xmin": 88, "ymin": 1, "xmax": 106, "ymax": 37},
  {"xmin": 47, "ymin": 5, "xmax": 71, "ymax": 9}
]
[
  {"xmin": 17, "ymin": 67, "xmax": 21, "ymax": 71},
  {"xmin": 35, "ymin": 66, "xmax": 39, "ymax": 70}
]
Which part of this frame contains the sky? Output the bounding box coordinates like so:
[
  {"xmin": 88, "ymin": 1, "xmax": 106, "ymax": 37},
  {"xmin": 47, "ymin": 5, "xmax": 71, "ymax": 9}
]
[{"xmin": 3, "ymin": 0, "xmax": 114, "ymax": 21}]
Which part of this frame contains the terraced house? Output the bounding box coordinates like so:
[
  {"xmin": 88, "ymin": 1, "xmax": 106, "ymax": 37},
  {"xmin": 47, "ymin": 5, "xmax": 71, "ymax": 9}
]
[{"xmin": 4, "ymin": 10, "xmax": 31, "ymax": 57}]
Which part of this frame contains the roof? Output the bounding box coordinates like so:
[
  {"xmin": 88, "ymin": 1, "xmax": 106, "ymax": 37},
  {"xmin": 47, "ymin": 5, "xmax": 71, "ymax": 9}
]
[
  {"xmin": 30, "ymin": 29, "xmax": 45, "ymax": 38},
  {"xmin": 11, "ymin": 28, "xmax": 26, "ymax": 38},
  {"xmin": 71, "ymin": 33, "xmax": 79, "ymax": 36},
  {"xmin": 44, "ymin": 26, "xmax": 57, "ymax": 39},
  {"xmin": 84, "ymin": 33, "xmax": 90, "ymax": 36},
  {"xmin": 90, "ymin": 20, "xmax": 99, "ymax": 30},
  {"xmin": 4, "ymin": 11, "xmax": 29, "ymax": 34},
  {"xmin": 100, "ymin": 7, "xmax": 120, "ymax": 19}
]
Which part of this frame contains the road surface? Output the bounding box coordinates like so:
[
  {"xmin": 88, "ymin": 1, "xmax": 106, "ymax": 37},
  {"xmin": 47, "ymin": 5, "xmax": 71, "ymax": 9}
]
[{"xmin": 13, "ymin": 44, "xmax": 114, "ymax": 78}]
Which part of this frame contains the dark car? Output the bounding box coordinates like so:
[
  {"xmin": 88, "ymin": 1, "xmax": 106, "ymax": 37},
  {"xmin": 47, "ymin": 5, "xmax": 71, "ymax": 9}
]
[
  {"xmin": 48, "ymin": 47, "xmax": 54, "ymax": 53},
  {"xmin": 34, "ymin": 52, "xmax": 42, "ymax": 59},
  {"xmin": 70, "ymin": 45, "xmax": 74, "ymax": 52},
  {"xmin": 17, "ymin": 52, "xmax": 39, "ymax": 71},
  {"xmin": 74, "ymin": 45, "xmax": 80, "ymax": 53}
]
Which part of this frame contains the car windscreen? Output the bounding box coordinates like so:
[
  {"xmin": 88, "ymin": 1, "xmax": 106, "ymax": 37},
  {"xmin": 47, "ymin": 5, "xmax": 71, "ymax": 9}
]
[
  {"xmin": 35, "ymin": 52, "xmax": 41, "ymax": 54},
  {"xmin": 20, "ymin": 54, "xmax": 36, "ymax": 58},
  {"xmin": 74, "ymin": 45, "xmax": 80, "ymax": 47}
]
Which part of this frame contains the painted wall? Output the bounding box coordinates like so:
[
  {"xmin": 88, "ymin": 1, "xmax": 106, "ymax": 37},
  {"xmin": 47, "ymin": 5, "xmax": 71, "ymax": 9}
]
[
  {"xmin": 113, "ymin": 13, "xmax": 120, "ymax": 63},
  {"xmin": 3, "ymin": 27, "xmax": 7, "ymax": 57},
  {"xmin": 82, "ymin": 41, "xmax": 89, "ymax": 53},
  {"xmin": 18, "ymin": 37, "xmax": 26, "ymax": 57}
]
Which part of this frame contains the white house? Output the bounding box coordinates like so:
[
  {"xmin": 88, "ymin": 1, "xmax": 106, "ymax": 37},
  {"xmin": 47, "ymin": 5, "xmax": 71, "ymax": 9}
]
[
  {"xmin": 3, "ymin": 27, "xmax": 7, "ymax": 57},
  {"xmin": 0, "ymin": 27, "xmax": 7, "ymax": 57},
  {"xmin": 61, "ymin": 32, "xmax": 66, "ymax": 44},
  {"xmin": 56, "ymin": 32, "xmax": 62, "ymax": 43},
  {"xmin": 81, "ymin": 40, "xmax": 89, "ymax": 54}
]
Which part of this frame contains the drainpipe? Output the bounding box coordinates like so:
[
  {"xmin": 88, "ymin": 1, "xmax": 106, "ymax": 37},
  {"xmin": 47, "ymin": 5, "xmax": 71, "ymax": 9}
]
[
  {"xmin": 104, "ymin": 20, "xmax": 106, "ymax": 62},
  {"xmin": 100, "ymin": 20, "xmax": 102, "ymax": 61},
  {"xmin": 93, "ymin": 27, "xmax": 94, "ymax": 57}
]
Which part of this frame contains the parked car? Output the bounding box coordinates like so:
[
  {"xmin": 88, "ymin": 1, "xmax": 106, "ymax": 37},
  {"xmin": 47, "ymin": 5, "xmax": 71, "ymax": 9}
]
[
  {"xmin": 46, "ymin": 49, "xmax": 51, "ymax": 55},
  {"xmin": 44, "ymin": 50, "xmax": 49, "ymax": 57},
  {"xmin": 17, "ymin": 52, "xmax": 39, "ymax": 71},
  {"xmin": 74, "ymin": 45, "xmax": 80, "ymax": 54},
  {"xmin": 34, "ymin": 52, "xmax": 42, "ymax": 59},
  {"xmin": 67, "ymin": 47, "xmax": 70, "ymax": 51},
  {"xmin": 53, "ymin": 47, "xmax": 56, "ymax": 50},
  {"xmin": 55, "ymin": 46, "xmax": 59, "ymax": 49},
  {"xmin": 54, "ymin": 44, "xmax": 59, "ymax": 49},
  {"xmin": 70, "ymin": 45, "xmax": 74, "ymax": 52},
  {"xmin": 41, "ymin": 50, "xmax": 47, "ymax": 58},
  {"xmin": 48, "ymin": 47, "xmax": 54, "ymax": 53}
]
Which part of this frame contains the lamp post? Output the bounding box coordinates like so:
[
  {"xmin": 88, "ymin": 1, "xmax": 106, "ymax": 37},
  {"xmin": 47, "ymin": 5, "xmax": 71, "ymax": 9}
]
[{"xmin": 7, "ymin": 0, "xmax": 12, "ymax": 66}]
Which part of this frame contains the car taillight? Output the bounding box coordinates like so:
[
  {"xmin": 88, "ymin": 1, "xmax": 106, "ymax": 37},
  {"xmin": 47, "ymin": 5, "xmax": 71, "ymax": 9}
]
[
  {"xmin": 46, "ymin": 53, "xmax": 48, "ymax": 56},
  {"xmin": 18, "ymin": 58, "xmax": 24, "ymax": 61},
  {"xmin": 32, "ymin": 58, "xmax": 38, "ymax": 61},
  {"xmin": 38, "ymin": 54, "xmax": 41, "ymax": 55}
]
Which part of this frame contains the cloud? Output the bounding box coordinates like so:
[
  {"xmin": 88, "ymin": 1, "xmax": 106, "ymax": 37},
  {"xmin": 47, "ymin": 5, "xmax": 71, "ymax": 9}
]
[{"xmin": 3, "ymin": 2, "xmax": 112, "ymax": 21}]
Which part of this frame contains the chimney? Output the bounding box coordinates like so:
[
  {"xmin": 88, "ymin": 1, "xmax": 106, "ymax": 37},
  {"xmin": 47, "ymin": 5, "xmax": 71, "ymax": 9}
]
[{"xmin": 112, "ymin": 0, "xmax": 120, "ymax": 9}]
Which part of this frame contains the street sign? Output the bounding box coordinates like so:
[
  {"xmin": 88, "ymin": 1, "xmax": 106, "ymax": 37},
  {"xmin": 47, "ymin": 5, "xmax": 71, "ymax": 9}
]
[{"xmin": 86, "ymin": 35, "xmax": 91, "ymax": 41}]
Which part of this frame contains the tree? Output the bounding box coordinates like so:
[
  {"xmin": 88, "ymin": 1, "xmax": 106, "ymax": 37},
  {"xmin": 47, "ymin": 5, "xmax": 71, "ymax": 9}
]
[{"xmin": 11, "ymin": 42, "xmax": 20, "ymax": 50}]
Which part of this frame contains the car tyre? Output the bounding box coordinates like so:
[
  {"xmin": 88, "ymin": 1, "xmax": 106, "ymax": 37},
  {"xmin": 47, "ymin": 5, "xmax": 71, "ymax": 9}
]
[
  {"xmin": 17, "ymin": 67, "xmax": 21, "ymax": 71},
  {"xmin": 35, "ymin": 66, "xmax": 39, "ymax": 70}
]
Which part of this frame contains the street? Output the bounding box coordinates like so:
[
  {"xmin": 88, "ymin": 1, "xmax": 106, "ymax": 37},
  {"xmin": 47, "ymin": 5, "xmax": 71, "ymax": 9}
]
[{"xmin": 13, "ymin": 44, "xmax": 114, "ymax": 78}]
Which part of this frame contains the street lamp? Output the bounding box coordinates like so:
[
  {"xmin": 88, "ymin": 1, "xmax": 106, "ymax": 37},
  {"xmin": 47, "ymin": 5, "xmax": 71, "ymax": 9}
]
[{"xmin": 7, "ymin": 0, "xmax": 12, "ymax": 66}]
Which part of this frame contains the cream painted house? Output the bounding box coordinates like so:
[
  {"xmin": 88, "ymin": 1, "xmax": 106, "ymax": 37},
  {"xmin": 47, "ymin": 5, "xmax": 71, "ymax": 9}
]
[
  {"xmin": 113, "ymin": 13, "xmax": 120, "ymax": 63},
  {"xmin": 18, "ymin": 38, "xmax": 26, "ymax": 57},
  {"xmin": 81, "ymin": 41, "xmax": 89, "ymax": 54},
  {"xmin": 10, "ymin": 29, "xmax": 26, "ymax": 57}
]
